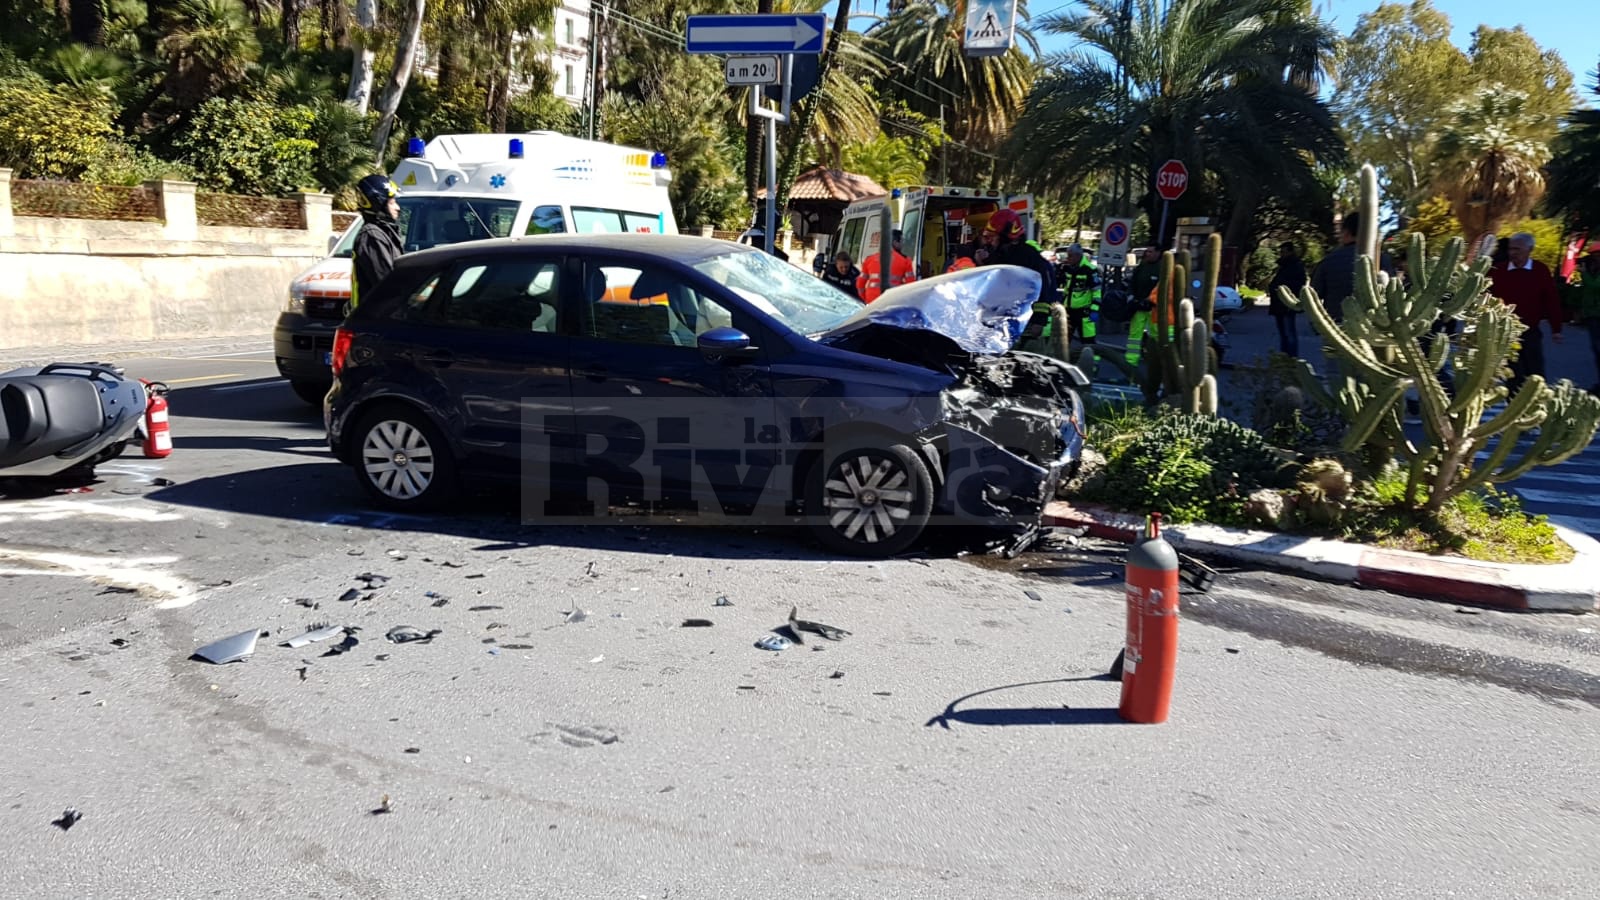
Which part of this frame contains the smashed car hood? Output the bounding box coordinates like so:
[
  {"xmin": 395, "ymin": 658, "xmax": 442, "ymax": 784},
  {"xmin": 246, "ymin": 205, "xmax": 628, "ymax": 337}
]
[{"xmin": 818, "ymin": 265, "xmax": 1041, "ymax": 356}]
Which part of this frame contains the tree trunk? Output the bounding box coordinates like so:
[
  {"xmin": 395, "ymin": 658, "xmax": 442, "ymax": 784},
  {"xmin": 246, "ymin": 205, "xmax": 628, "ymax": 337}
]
[
  {"xmin": 773, "ymin": 0, "xmax": 851, "ymax": 215},
  {"xmin": 68, "ymin": 0, "xmax": 104, "ymax": 45},
  {"xmin": 370, "ymin": 0, "xmax": 427, "ymax": 156},
  {"xmin": 345, "ymin": 0, "xmax": 378, "ymax": 115},
  {"xmin": 282, "ymin": 0, "xmax": 301, "ymax": 50},
  {"xmin": 487, "ymin": 35, "xmax": 514, "ymax": 132}
]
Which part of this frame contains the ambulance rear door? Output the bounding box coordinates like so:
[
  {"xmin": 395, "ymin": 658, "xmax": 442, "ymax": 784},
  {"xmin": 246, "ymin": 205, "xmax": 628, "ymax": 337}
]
[
  {"xmin": 1006, "ymin": 193, "xmax": 1037, "ymax": 242},
  {"xmin": 897, "ymin": 188, "xmax": 931, "ymax": 276}
]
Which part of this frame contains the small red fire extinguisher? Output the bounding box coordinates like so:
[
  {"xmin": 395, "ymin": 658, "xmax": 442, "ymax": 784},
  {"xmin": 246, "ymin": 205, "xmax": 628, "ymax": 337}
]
[
  {"xmin": 140, "ymin": 379, "xmax": 172, "ymax": 459},
  {"xmin": 1118, "ymin": 511, "xmax": 1180, "ymax": 724}
]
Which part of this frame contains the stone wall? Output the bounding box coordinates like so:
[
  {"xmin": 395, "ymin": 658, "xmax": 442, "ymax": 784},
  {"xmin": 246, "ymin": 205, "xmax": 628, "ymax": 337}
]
[{"xmin": 0, "ymin": 169, "xmax": 338, "ymax": 351}]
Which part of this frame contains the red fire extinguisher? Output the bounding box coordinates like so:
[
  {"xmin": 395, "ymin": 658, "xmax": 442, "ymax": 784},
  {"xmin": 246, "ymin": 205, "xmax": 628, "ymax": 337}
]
[
  {"xmin": 140, "ymin": 379, "xmax": 172, "ymax": 459},
  {"xmin": 1118, "ymin": 511, "xmax": 1180, "ymax": 724}
]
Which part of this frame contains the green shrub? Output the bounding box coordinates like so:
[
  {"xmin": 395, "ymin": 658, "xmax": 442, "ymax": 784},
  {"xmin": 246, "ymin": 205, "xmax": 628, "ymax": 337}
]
[
  {"xmin": 83, "ymin": 139, "xmax": 199, "ymax": 186},
  {"xmin": 1087, "ymin": 412, "xmax": 1291, "ymax": 524},
  {"xmin": 0, "ymin": 75, "xmax": 116, "ymax": 178},
  {"xmin": 172, "ymin": 95, "xmax": 319, "ymax": 195}
]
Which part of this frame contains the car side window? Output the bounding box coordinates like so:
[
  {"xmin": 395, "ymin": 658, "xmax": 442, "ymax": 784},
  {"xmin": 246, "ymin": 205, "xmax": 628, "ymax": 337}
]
[
  {"xmin": 578, "ymin": 262, "xmax": 737, "ymax": 348},
  {"xmin": 430, "ymin": 258, "xmax": 562, "ymax": 333},
  {"xmin": 525, "ymin": 205, "xmax": 566, "ymax": 235}
]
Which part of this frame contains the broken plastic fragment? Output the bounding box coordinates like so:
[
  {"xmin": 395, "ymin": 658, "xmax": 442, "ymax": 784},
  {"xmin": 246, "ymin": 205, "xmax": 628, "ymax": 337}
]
[
  {"xmin": 1024, "ymin": 589, "xmax": 1043, "ymax": 602},
  {"xmin": 338, "ymin": 588, "xmax": 360, "ymax": 603},
  {"xmin": 563, "ymin": 607, "xmax": 586, "ymax": 624},
  {"xmin": 386, "ymin": 626, "xmax": 441, "ymax": 644},
  {"xmin": 756, "ymin": 634, "xmax": 791, "ymax": 651},
  {"xmin": 468, "ymin": 605, "xmax": 502, "ymax": 612},
  {"xmin": 192, "ymin": 629, "xmax": 261, "ymax": 664},
  {"xmin": 53, "ymin": 808, "xmax": 81, "ymax": 831},
  {"xmin": 321, "ymin": 628, "xmax": 360, "ymax": 656},
  {"xmin": 682, "ymin": 619, "xmax": 713, "ymax": 627},
  {"xmin": 714, "ymin": 596, "xmax": 733, "ymax": 607},
  {"xmin": 789, "ymin": 607, "xmax": 849, "ymax": 641},
  {"xmin": 281, "ymin": 623, "xmax": 344, "ymax": 649}
]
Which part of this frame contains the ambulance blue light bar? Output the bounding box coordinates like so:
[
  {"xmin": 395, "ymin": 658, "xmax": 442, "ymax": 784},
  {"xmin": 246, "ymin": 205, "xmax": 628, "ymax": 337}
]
[
  {"xmin": 406, "ymin": 137, "xmax": 425, "ymax": 156},
  {"xmin": 651, "ymin": 152, "xmax": 667, "ymax": 169},
  {"xmin": 509, "ymin": 139, "xmax": 525, "ymax": 159}
]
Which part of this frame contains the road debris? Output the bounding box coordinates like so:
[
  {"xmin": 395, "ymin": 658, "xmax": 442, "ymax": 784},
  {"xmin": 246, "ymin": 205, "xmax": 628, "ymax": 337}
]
[
  {"xmin": 714, "ymin": 595, "xmax": 733, "ymax": 607},
  {"xmin": 563, "ymin": 606, "xmax": 587, "ymax": 624},
  {"xmin": 499, "ymin": 643, "xmax": 534, "ymax": 650},
  {"xmin": 468, "ymin": 605, "xmax": 503, "ymax": 612},
  {"xmin": 682, "ymin": 618, "xmax": 713, "ymax": 627},
  {"xmin": 756, "ymin": 634, "xmax": 791, "ymax": 651},
  {"xmin": 428, "ymin": 592, "xmax": 449, "ymax": 608},
  {"xmin": 281, "ymin": 623, "xmax": 344, "ymax": 649},
  {"xmin": 1024, "ymin": 589, "xmax": 1043, "ymax": 602},
  {"xmin": 52, "ymin": 808, "xmax": 81, "ymax": 831},
  {"xmin": 110, "ymin": 638, "xmax": 129, "ymax": 649},
  {"xmin": 292, "ymin": 597, "xmax": 319, "ymax": 609},
  {"xmin": 404, "ymin": 747, "xmax": 421, "ymax": 753},
  {"xmin": 371, "ymin": 794, "xmax": 392, "ymax": 815},
  {"xmin": 297, "ymin": 667, "xmax": 307, "ymax": 682},
  {"xmin": 337, "ymin": 588, "xmax": 360, "ymax": 603},
  {"xmin": 192, "ymin": 629, "xmax": 262, "ymax": 664},
  {"xmin": 584, "ymin": 561, "xmax": 599, "ymax": 578},
  {"xmin": 321, "ymin": 627, "xmax": 361, "ymax": 656},
  {"xmin": 829, "ymin": 670, "xmax": 845, "ymax": 679},
  {"xmin": 386, "ymin": 626, "xmax": 442, "ymax": 644},
  {"xmin": 386, "ymin": 550, "xmax": 408, "ymax": 560},
  {"xmin": 356, "ymin": 573, "xmax": 390, "ymax": 586},
  {"xmin": 788, "ymin": 606, "xmax": 849, "ymax": 642}
]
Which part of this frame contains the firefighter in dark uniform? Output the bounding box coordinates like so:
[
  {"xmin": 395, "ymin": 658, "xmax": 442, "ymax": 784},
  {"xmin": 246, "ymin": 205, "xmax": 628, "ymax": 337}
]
[{"xmin": 350, "ymin": 173, "xmax": 404, "ymax": 312}]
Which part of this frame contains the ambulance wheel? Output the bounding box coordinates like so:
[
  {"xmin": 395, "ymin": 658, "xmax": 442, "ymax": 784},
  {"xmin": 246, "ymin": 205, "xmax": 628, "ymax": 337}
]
[
  {"xmin": 291, "ymin": 380, "xmax": 330, "ymax": 406},
  {"xmin": 804, "ymin": 442, "xmax": 933, "ymax": 558}
]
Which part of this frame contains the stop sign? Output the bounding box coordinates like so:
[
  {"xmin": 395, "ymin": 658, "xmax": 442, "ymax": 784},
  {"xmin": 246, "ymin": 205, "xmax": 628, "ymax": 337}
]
[{"xmin": 1156, "ymin": 159, "xmax": 1188, "ymax": 201}]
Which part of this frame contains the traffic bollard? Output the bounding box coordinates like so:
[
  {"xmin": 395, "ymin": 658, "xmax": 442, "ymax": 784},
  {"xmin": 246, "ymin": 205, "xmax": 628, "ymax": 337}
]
[{"xmin": 1118, "ymin": 511, "xmax": 1180, "ymax": 724}]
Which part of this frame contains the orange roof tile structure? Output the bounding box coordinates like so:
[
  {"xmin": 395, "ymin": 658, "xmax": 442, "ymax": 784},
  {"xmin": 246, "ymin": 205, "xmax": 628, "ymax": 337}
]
[{"xmin": 757, "ymin": 166, "xmax": 888, "ymax": 203}]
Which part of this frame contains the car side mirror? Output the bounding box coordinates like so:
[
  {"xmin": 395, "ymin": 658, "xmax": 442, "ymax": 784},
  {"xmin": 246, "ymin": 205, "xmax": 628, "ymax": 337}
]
[{"xmin": 697, "ymin": 326, "xmax": 754, "ymax": 359}]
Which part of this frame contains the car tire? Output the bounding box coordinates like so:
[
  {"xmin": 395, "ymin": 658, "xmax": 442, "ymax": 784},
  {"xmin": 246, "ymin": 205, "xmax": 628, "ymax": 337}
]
[
  {"xmin": 291, "ymin": 379, "xmax": 330, "ymax": 406},
  {"xmin": 351, "ymin": 404, "xmax": 458, "ymax": 512},
  {"xmin": 804, "ymin": 442, "xmax": 933, "ymax": 558}
]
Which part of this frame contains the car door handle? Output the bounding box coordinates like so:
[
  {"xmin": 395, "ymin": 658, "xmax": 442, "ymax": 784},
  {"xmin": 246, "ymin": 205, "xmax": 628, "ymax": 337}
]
[{"xmin": 422, "ymin": 351, "xmax": 454, "ymax": 366}]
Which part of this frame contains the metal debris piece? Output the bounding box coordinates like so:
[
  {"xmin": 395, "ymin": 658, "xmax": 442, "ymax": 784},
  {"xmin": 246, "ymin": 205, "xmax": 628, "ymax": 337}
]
[
  {"xmin": 53, "ymin": 808, "xmax": 81, "ymax": 831},
  {"xmin": 682, "ymin": 618, "xmax": 713, "ymax": 627},
  {"xmin": 386, "ymin": 626, "xmax": 441, "ymax": 644},
  {"xmin": 297, "ymin": 667, "xmax": 308, "ymax": 682},
  {"xmin": 429, "ymin": 593, "xmax": 449, "ymax": 608},
  {"xmin": 829, "ymin": 670, "xmax": 845, "ymax": 679},
  {"xmin": 98, "ymin": 586, "xmax": 136, "ymax": 595},
  {"xmin": 872, "ymin": 691, "xmax": 891, "ymax": 696},
  {"xmin": 1177, "ymin": 553, "xmax": 1217, "ymax": 592},
  {"xmin": 499, "ymin": 643, "xmax": 534, "ymax": 650},
  {"xmin": 486, "ymin": 622, "xmax": 508, "ymax": 631},
  {"xmin": 356, "ymin": 573, "xmax": 390, "ymax": 586},
  {"xmin": 110, "ymin": 638, "xmax": 129, "ymax": 649},
  {"xmin": 584, "ymin": 561, "xmax": 599, "ymax": 577},
  {"xmin": 294, "ymin": 598, "xmax": 318, "ymax": 609},
  {"xmin": 563, "ymin": 607, "xmax": 587, "ymax": 624},
  {"xmin": 438, "ymin": 561, "xmax": 465, "ymax": 568},
  {"xmin": 737, "ymin": 685, "xmax": 756, "ymax": 691},
  {"xmin": 281, "ymin": 623, "xmax": 343, "ymax": 649},
  {"xmin": 1024, "ymin": 589, "xmax": 1043, "ymax": 602},
  {"xmin": 789, "ymin": 606, "xmax": 849, "ymax": 641},
  {"xmin": 756, "ymin": 634, "xmax": 791, "ymax": 651},
  {"xmin": 466, "ymin": 573, "xmax": 485, "ymax": 579},
  {"xmin": 321, "ymin": 628, "xmax": 361, "ymax": 656},
  {"xmin": 193, "ymin": 629, "xmax": 261, "ymax": 664},
  {"xmin": 468, "ymin": 605, "xmax": 503, "ymax": 612},
  {"xmin": 404, "ymin": 747, "xmax": 420, "ymax": 754},
  {"xmin": 1225, "ymin": 648, "xmax": 1240, "ymax": 654},
  {"xmin": 338, "ymin": 588, "xmax": 360, "ymax": 603}
]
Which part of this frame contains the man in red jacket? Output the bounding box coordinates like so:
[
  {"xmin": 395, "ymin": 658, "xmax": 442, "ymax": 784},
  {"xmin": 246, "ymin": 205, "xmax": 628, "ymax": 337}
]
[{"xmin": 1487, "ymin": 231, "xmax": 1565, "ymax": 394}]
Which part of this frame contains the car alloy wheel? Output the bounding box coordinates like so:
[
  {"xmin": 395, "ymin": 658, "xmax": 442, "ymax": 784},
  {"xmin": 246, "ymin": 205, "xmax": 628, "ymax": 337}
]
[
  {"xmin": 823, "ymin": 454, "xmax": 916, "ymax": 543},
  {"xmin": 806, "ymin": 442, "xmax": 933, "ymax": 557},
  {"xmin": 363, "ymin": 418, "xmax": 436, "ymax": 500}
]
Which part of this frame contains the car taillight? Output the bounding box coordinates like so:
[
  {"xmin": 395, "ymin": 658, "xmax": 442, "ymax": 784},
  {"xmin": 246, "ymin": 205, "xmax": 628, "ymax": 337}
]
[{"xmin": 330, "ymin": 327, "xmax": 354, "ymax": 376}]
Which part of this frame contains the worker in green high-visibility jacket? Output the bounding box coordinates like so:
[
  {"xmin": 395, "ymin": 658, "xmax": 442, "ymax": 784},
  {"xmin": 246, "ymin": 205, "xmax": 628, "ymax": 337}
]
[{"xmin": 1055, "ymin": 244, "xmax": 1100, "ymax": 344}]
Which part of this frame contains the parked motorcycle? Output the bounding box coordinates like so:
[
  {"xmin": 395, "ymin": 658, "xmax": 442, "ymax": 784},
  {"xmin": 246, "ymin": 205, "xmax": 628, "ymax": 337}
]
[{"xmin": 0, "ymin": 361, "xmax": 147, "ymax": 482}]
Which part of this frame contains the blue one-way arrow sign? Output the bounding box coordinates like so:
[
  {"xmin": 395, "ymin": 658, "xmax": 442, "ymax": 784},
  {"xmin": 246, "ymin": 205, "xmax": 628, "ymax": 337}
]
[{"xmin": 685, "ymin": 13, "xmax": 827, "ymax": 54}]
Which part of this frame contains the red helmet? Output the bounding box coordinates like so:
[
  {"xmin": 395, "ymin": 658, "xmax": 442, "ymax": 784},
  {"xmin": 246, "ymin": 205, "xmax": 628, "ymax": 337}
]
[{"xmin": 984, "ymin": 208, "xmax": 1025, "ymax": 241}]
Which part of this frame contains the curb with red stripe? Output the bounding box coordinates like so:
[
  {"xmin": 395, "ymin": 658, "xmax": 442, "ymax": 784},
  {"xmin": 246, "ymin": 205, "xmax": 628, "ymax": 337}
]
[{"xmin": 1042, "ymin": 501, "xmax": 1600, "ymax": 613}]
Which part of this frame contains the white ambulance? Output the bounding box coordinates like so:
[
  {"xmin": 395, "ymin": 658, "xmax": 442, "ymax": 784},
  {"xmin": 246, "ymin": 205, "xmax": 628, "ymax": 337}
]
[
  {"xmin": 824, "ymin": 185, "xmax": 1035, "ymax": 283},
  {"xmin": 274, "ymin": 131, "xmax": 678, "ymax": 404}
]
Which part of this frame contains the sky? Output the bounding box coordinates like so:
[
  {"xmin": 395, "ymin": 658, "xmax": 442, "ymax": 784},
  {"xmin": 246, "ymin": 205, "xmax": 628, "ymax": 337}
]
[{"xmin": 1025, "ymin": 1, "xmax": 1599, "ymax": 88}]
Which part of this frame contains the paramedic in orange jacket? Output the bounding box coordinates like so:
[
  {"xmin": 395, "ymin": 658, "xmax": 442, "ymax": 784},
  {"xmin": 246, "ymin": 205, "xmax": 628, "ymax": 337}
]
[{"xmin": 857, "ymin": 229, "xmax": 917, "ymax": 302}]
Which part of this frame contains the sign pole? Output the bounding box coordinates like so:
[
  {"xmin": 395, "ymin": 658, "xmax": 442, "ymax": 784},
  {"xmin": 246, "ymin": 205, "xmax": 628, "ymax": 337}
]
[
  {"xmin": 1158, "ymin": 200, "xmax": 1170, "ymax": 251},
  {"xmin": 764, "ymin": 111, "xmax": 777, "ymax": 255}
]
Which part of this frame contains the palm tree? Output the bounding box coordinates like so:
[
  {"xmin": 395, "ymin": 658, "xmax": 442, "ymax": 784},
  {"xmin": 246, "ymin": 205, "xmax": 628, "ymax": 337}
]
[
  {"xmin": 1542, "ymin": 64, "xmax": 1600, "ymax": 234},
  {"xmin": 1005, "ymin": 0, "xmax": 1344, "ymax": 249},
  {"xmin": 1431, "ymin": 84, "xmax": 1552, "ymax": 248},
  {"xmin": 864, "ymin": 0, "xmax": 1039, "ymax": 183}
]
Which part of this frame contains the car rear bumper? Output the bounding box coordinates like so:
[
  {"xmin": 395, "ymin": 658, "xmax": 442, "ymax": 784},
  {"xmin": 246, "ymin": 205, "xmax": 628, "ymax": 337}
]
[{"xmin": 274, "ymin": 313, "xmax": 341, "ymax": 383}]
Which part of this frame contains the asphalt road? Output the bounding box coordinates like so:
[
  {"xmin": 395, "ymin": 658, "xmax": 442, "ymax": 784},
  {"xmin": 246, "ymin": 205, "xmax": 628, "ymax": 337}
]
[{"xmin": 2, "ymin": 346, "xmax": 1599, "ymax": 898}]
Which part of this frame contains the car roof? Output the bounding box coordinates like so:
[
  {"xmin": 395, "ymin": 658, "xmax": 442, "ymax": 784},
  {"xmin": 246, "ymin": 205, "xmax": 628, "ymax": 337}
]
[{"xmin": 389, "ymin": 233, "xmax": 758, "ymax": 272}]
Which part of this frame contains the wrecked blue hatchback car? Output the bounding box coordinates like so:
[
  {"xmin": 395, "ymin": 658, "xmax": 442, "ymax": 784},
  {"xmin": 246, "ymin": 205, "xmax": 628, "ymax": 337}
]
[{"xmin": 325, "ymin": 233, "xmax": 1089, "ymax": 557}]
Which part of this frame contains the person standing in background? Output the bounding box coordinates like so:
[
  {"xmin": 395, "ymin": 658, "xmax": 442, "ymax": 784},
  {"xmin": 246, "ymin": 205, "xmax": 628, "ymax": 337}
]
[
  {"xmin": 1267, "ymin": 242, "xmax": 1308, "ymax": 356},
  {"xmin": 1487, "ymin": 231, "xmax": 1565, "ymax": 395}
]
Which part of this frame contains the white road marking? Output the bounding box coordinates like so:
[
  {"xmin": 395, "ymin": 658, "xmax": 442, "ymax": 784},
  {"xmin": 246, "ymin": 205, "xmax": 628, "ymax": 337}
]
[
  {"xmin": 206, "ymin": 379, "xmax": 287, "ymax": 393},
  {"xmin": 0, "ymin": 498, "xmax": 184, "ymax": 523},
  {"xmin": 0, "ymin": 547, "xmax": 198, "ymax": 609},
  {"xmin": 181, "ymin": 347, "xmax": 273, "ymax": 358}
]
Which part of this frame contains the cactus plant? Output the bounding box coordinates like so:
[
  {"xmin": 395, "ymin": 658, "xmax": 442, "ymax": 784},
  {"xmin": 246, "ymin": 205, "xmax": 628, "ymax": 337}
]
[
  {"xmin": 1133, "ymin": 236, "xmax": 1219, "ymax": 415},
  {"xmin": 1279, "ymin": 162, "xmax": 1600, "ymax": 514}
]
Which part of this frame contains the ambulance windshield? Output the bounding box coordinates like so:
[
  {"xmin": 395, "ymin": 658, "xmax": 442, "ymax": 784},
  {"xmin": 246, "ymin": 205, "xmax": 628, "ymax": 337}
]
[
  {"xmin": 692, "ymin": 248, "xmax": 863, "ymax": 337},
  {"xmin": 397, "ymin": 196, "xmax": 519, "ymax": 251}
]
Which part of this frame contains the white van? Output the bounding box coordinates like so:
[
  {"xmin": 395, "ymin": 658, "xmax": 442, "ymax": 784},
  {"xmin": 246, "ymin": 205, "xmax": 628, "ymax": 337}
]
[
  {"xmin": 825, "ymin": 185, "xmax": 1035, "ymax": 283},
  {"xmin": 273, "ymin": 131, "xmax": 678, "ymax": 403}
]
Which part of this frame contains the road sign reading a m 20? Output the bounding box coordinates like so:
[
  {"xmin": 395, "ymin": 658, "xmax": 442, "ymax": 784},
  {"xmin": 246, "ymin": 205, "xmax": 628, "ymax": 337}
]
[{"xmin": 685, "ymin": 13, "xmax": 827, "ymax": 54}]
